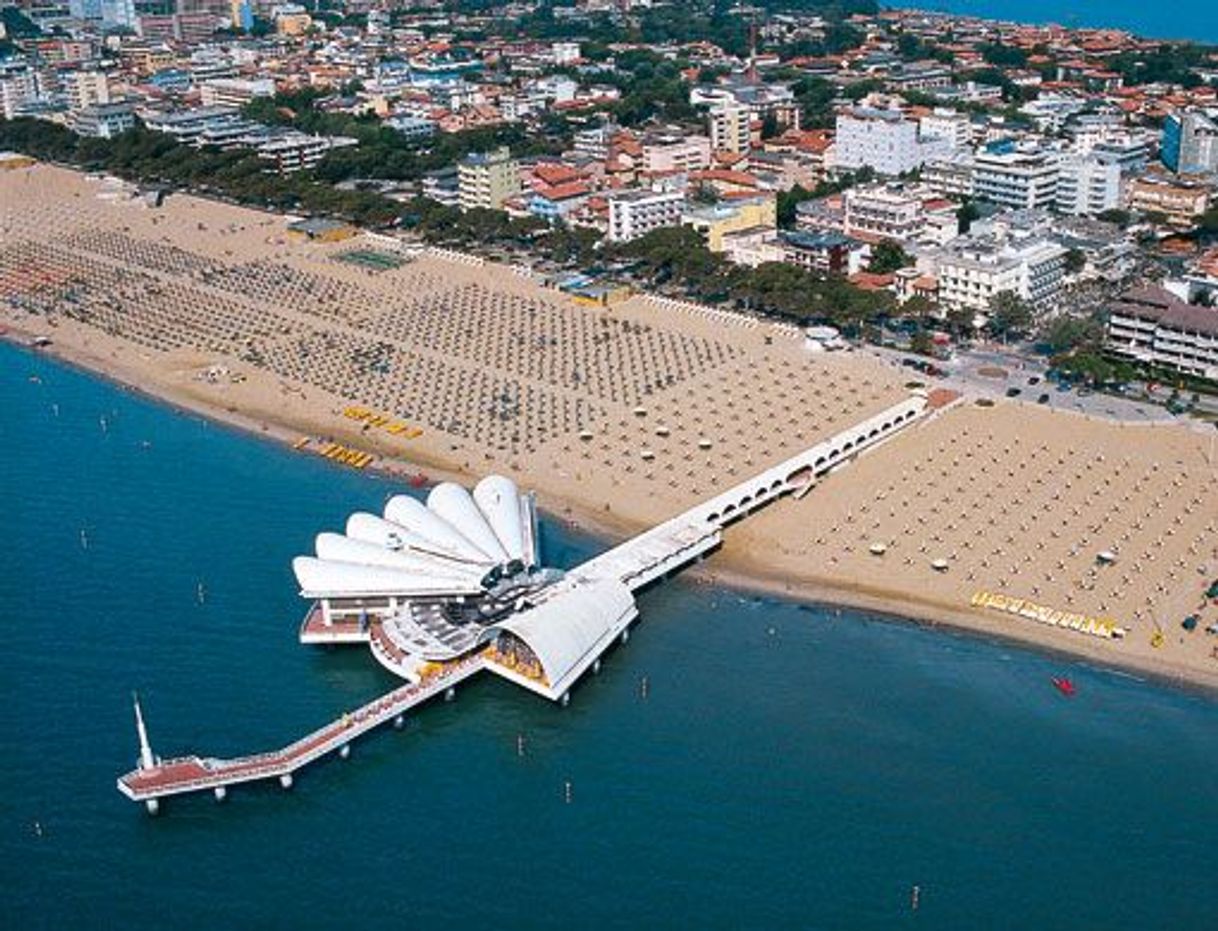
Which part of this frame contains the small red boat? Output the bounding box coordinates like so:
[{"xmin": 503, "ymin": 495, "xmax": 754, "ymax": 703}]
[
  {"xmin": 1051, "ymin": 676, "xmax": 1077, "ymax": 697},
  {"xmin": 407, "ymin": 472, "xmax": 429, "ymax": 488}
]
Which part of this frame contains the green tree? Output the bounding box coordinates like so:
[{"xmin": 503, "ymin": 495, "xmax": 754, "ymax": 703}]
[
  {"xmin": 956, "ymin": 200, "xmax": 980, "ymax": 234},
  {"xmin": 1063, "ymin": 248, "xmax": 1087, "ymax": 274},
  {"xmin": 987, "ymin": 291, "xmax": 1034, "ymax": 339},
  {"xmin": 1041, "ymin": 315, "xmax": 1103, "ymax": 354},
  {"xmin": 869, "ymin": 239, "xmax": 911, "ymax": 274}
]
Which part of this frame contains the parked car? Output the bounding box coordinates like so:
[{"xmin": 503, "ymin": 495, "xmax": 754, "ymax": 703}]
[
  {"xmin": 1038, "ymin": 393, "xmax": 1050, "ymax": 404},
  {"xmin": 1006, "ymin": 387, "xmax": 1022, "ymax": 398}
]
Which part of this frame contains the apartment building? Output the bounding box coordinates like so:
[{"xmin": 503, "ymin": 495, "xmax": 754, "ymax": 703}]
[
  {"xmin": 458, "ymin": 146, "xmax": 521, "ymax": 211},
  {"xmin": 64, "ymin": 69, "xmax": 110, "ymax": 111},
  {"xmin": 1106, "ymin": 286, "xmax": 1218, "ymax": 380},
  {"xmin": 682, "ymin": 194, "xmax": 776, "ymax": 252},
  {"xmin": 923, "ymin": 152, "xmax": 976, "ymax": 198},
  {"xmin": 641, "ymin": 130, "xmax": 712, "ymax": 174},
  {"xmin": 68, "ymin": 101, "xmax": 136, "ymax": 138},
  {"xmin": 199, "ymin": 78, "xmax": 275, "ymax": 109},
  {"xmin": 973, "ymin": 148, "xmax": 1060, "ymax": 210},
  {"xmin": 708, "ymin": 102, "xmax": 752, "ymax": 155},
  {"xmin": 1161, "ymin": 109, "xmax": 1218, "ymax": 175},
  {"xmin": 1055, "ymin": 155, "xmax": 1121, "ymax": 216},
  {"xmin": 607, "ymin": 188, "xmax": 685, "ymax": 243},
  {"xmin": 1126, "ymin": 175, "xmax": 1213, "ymax": 226},
  {"xmin": 834, "ymin": 106, "xmax": 949, "ymax": 176},
  {"xmin": 918, "ymin": 108, "xmax": 971, "ymax": 149}
]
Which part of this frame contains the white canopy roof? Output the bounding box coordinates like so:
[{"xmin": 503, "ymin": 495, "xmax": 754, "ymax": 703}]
[
  {"xmin": 493, "ymin": 579, "xmax": 637, "ymax": 699},
  {"xmin": 292, "ymin": 556, "xmax": 483, "ymax": 598},
  {"xmin": 384, "ymin": 494, "xmax": 490, "ymax": 563},
  {"xmin": 473, "ymin": 474, "xmax": 528, "ymax": 565},
  {"xmin": 427, "ymin": 482, "xmax": 509, "ymax": 563},
  {"xmin": 314, "ymin": 533, "xmax": 485, "ymax": 588}
]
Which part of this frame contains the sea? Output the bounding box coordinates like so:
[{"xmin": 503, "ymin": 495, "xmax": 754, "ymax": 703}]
[
  {"xmin": 896, "ymin": 0, "xmax": 1218, "ymax": 44},
  {"xmin": 2, "ymin": 339, "xmax": 1217, "ymax": 929}
]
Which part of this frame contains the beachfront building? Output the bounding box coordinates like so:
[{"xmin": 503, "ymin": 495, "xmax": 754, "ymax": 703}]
[
  {"xmin": 1105, "ymin": 286, "xmax": 1218, "ymax": 380},
  {"xmin": 682, "ymin": 194, "xmax": 776, "ymax": 252},
  {"xmin": 68, "ymin": 101, "xmax": 136, "ymax": 138},
  {"xmin": 457, "ymin": 146, "xmax": 521, "ymax": 211},
  {"xmin": 779, "ymin": 229, "xmax": 864, "ymax": 275},
  {"xmin": 834, "ymin": 105, "xmax": 950, "ymax": 176},
  {"xmin": 933, "ymin": 230, "xmax": 1067, "ymax": 314},
  {"xmin": 842, "ymin": 182, "xmax": 959, "ymax": 246},
  {"xmin": 607, "ymin": 188, "xmax": 685, "ymax": 243}
]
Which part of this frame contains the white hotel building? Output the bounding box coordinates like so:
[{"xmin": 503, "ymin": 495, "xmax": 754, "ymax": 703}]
[
  {"xmin": 934, "ymin": 231, "xmax": 1067, "ymax": 314},
  {"xmin": 608, "ymin": 189, "xmax": 686, "ymax": 243},
  {"xmin": 834, "ymin": 106, "xmax": 951, "ymax": 176}
]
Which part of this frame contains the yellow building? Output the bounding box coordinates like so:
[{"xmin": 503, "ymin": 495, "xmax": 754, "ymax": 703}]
[
  {"xmin": 681, "ymin": 194, "xmax": 777, "ymax": 253},
  {"xmin": 277, "ymin": 11, "xmax": 313, "ymax": 36}
]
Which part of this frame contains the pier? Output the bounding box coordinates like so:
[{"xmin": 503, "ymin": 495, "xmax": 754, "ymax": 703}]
[
  {"xmin": 118, "ymin": 394, "xmax": 931, "ymax": 811},
  {"xmin": 118, "ymin": 657, "xmax": 483, "ymax": 813}
]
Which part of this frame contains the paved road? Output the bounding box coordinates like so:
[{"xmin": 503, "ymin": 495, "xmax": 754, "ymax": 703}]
[{"xmin": 864, "ymin": 344, "xmax": 1179, "ymax": 425}]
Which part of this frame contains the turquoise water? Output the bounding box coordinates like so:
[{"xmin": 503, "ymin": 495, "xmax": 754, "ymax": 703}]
[
  {"xmin": 898, "ymin": 0, "xmax": 1218, "ymax": 43},
  {"xmin": 2, "ymin": 340, "xmax": 1217, "ymax": 929}
]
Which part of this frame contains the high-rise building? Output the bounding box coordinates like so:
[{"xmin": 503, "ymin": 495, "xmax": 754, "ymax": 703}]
[
  {"xmin": 972, "ymin": 148, "xmax": 1060, "ymax": 210},
  {"xmin": 834, "ymin": 106, "xmax": 950, "ymax": 176},
  {"xmin": 101, "ymin": 0, "xmax": 137, "ymax": 29},
  {"xmin": 1055, "ymin": 155, "xmax": 1121, "ymax": 217},
  {"xmin": 1160, "ymin": 110, "xmax": 1218, "ymax": 175},
  {"xmin": 457, "ymin": 147, "xmax": 521, "ymax": 211},
  {"xmin": 708, "ymin": 102, "xmax": 752, "ymax": 155},
  {"xmin": 64, "ymin": 69, "xmax": 111, "ymax": 111}
]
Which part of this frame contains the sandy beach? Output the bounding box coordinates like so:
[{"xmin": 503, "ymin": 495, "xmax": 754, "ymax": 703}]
[{"xmin": 4, "ymin": 164, "xmax": 1217, "ymax": 690}]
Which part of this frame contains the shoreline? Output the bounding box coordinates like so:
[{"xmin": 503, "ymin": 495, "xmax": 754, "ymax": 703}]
[
  {"xmin": 10, "ymin": 330, "xmax": 1218, "ymax": 698},
  {"xmin": 888, "ymin": 3, "xmax": 1218, "ymax": 46}
]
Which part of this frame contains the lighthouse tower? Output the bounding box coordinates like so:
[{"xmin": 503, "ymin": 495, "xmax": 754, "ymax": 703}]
[{"xmin": 132, "ymin": 692, "xmax": 157, "ymax": 771}]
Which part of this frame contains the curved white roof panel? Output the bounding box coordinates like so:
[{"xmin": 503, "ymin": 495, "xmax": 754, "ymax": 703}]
[
  {"xmin": 313, "ymin": 533, "xmax": 485, "ymax": 590},
  {"xmin": 384, "ymin": 494, "xmax": 491, "ymax": 564},
  {"xmin": 473, "ymin": 475, "xmax": 526, "ymax": 564},
  {"xmin": 494, "ymin": 579, "xmax": 637, "ymax": 698},
  {"xmin": 426, "ymin": 483, "xmax": 509, "ymax": 563},
  {"xmin": 293, "ymin": 556, "xmax": 479, "ymax": 598},
  {"xmin": 345, "ymin": 512, "xmax": 449, "ymax": 557}
]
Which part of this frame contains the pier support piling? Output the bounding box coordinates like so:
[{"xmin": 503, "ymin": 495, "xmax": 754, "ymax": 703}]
[
  {"xmin": 339, "ymin": 744, "xmax": 350, "ymax": 760},
  {"xmin": 393, "ymin": 714, "xmax": 405, "ymax": 730},
  {"xmin": 145, "ymin": 799, "xmax": 160, "ymax": 816},
  {"xmin": 214, "ymin": 786, "xmax": 227, "ymax": 802},
  {"xmin": 279, "ymin": 773, "xmax": 293, "ymax": 790},
  {"xmin": 592, "ymin": 658, "xmax": 601, "ymax": 675},
  {"xmin": 444, "ymin": 687, "xmax": 456, "ymax": 702}
]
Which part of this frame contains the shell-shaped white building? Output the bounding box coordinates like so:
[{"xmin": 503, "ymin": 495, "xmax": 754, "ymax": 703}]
[{"xmin": 294, "ymin": 474, "xmax": 579, "ymax": 685}]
